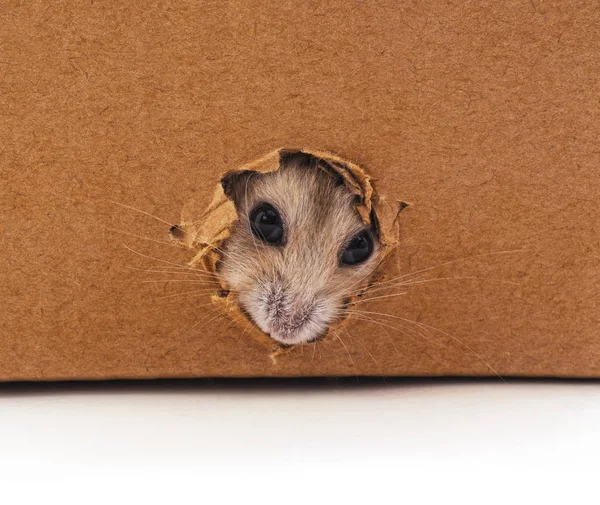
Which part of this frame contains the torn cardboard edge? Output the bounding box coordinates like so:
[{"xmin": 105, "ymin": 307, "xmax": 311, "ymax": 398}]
[{"xmin": 170, "ymin": 148, "xmax": 407, "ymax": 357}]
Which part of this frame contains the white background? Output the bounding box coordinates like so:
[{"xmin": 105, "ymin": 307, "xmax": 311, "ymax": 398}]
[{"xmin": 1, "ymin": 378, "xmax": 599, "ymax": 504}]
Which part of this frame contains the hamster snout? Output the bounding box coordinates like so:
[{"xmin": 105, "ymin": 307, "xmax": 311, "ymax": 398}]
[
  {"xmin": 241, "ymin": 281, "xmax": 333, "ymax": 344},
  {"xmin": 219, "ymin": 153, "xmax": 380, "ymax": 345}
]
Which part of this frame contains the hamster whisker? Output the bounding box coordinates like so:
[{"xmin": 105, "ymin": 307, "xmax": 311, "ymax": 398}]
[
  {"xmin": 353, "ymin": 310, "xmax": 505, "ymax": 381},
  {"xmin": 334, "ymin": 250, "xmax": 388, "ymax": 297},
  {"xmin": 125, "ymin": 266, "xmax": 211, "ymax": 276},
  {"xmin": 107, "ymin": 199, "xmax": 177, "ymax": 228},
  {"xmin": 122, "ymin": 244, "xmax": 218, "ymax": 277},
  {"xmin": 312, "ymin": 338, "xmax": 319, "ymax": 361},
  {"xmin": 346, "ymin": 310, "xmax": 443, "ymax": 347},
  {"xmin": 150, "ymin": 287, "xmax": 219, "ymax": 298},
  {"xmin": 110, "ymin": 201, "xmax": 249, "ymax": 278},
  {"xmin": 194, "ymin": 306, "xmax": 229, "ymax": 333},
  {"xmin": 141, "ymin": 279, "xmax": 219, "ymax": 284},
  {"xmin": 109, "ymin": 205, "xmax": 248, "ymax": 276},
  {"xmin": 224, "ymin": 314, "xmax": 248, "ymax": 344},
  {"xmin": 343, "ymin": 270, "xmax": 521, "ymax": 303},
  {"xmin": 371, "ymin": 249, "xmax": 527, "ymax": 290},
  {"xmin": 348, "ymin": 291, "xmax": 409, "ymax": 305},
  {"xmin": 141, "ymin": 269, "xmax": 218, "ymax": 281},
  {"xmin": 340, "ymin": 313, "xmax": 402, "ymax": 356},
  {"xmin": 327, "ymin": 243, "xmax": 401, "ymax": 303},
  {"xmin": 341, "ymin": 329, "xmax": 384, "ymax": 375},
  {"xmin": 175, "ymin": 305, "xmax": 223, "ymax": 340},
  {"xmin": 331, "ymin": 330, "xmax": 357, "ymax": 370},
  {"xmin": 365, "ymin": 275, "xmax": 521, "ymax": 296},
  {"xmin": 108, "ymin": 227, "xmax": 178, "ymax": 248},
  {"xmin": 156, "ymin": 290, "xmax": 217, "ymax": 301},
  {"xmin": 239, "ymin": 315, "xmax": 256, "ymax": 342},
  {"xmin": 349, "ymin": 274, "xmax": 518, "ymax": 304},
  {"xmin": 344, "ymin": 312, "xmax": 406, "ymax": 338}
]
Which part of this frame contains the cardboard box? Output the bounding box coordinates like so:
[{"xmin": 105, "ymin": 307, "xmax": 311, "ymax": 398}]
[{"xmin": 1, "ymin": 0, "xmax": 598, "ymax": 380}]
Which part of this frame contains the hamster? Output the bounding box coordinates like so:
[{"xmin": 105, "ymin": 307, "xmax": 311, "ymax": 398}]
[{"xmin": 218, "ymin": 153, "xmax": 381, "ymax": 345}]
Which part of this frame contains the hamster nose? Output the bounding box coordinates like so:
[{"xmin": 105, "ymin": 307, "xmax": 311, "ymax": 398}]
[
  {"xmin": 265, "ymin": 283, "xmax": 288, "ymax": 321},
  {"xmin": 256, "ymin": 282, "xmax": 330, "ymax": 344}
]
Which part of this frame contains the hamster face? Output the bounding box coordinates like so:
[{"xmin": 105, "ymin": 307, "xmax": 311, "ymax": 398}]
[{"xmin": 219, "ymin": 156, "xmax": 380, "ymax": 345}]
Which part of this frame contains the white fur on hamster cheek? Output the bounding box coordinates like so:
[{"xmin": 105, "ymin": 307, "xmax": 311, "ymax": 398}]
[{"xmin": 238, "ymin": 288, "xmax": 271, "ymax": 335}]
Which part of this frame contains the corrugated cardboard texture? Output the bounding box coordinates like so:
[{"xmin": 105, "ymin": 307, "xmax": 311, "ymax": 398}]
[{"xmin": 1, "ymin": 0, "xmax": 598, "ymax": 380}]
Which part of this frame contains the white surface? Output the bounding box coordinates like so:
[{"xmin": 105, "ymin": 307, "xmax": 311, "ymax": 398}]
[{"xmin": 1, "ymin": 379, "xmax": 599, "ymax": 503}]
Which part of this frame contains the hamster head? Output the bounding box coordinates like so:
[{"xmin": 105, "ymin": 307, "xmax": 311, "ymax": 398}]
[{"xmin": 218, "ymin": 154, "xmax": 381, "ymax": 345}]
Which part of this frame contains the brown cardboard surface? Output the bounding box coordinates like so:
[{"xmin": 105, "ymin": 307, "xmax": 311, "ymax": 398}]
[{"xmin": 1, "ymin": 0, "xmax": 598, "ymax": 380}]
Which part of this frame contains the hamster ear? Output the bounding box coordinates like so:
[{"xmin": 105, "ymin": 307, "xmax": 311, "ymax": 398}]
[{"xmin": 220, "ymin": 170, "xmax": 258, "ymax": 206}]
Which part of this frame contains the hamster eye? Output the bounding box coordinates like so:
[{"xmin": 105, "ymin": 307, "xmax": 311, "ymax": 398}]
[
  {"xmin": 340, "ymin": 230, "xmax": 373, "ymax": 266},
  {"xmin": 249, "ymin": 203, "xmax": 284, "ymax": 245}
]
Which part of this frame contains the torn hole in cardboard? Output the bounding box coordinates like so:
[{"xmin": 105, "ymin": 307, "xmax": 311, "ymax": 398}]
[{"xmin": 170, "ymin": 148, "xmax": 409, "ymax": 358}]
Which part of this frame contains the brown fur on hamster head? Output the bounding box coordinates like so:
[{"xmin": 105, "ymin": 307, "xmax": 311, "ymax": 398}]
[{"xmin": 219, "ymin": 153, "xmax": 381, "ymax": 345}]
